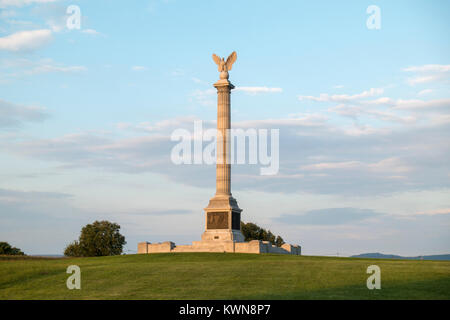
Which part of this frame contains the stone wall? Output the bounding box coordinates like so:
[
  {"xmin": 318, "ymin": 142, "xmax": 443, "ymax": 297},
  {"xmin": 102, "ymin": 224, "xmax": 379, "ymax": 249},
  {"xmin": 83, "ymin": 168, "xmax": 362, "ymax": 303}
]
[
  {"xmin": 138, "ymin": 240, "xmax": 301, "ymax": 255},
  {"xmin": 137, "ymin": 241, "xmax": 175, "ymax": 254}
]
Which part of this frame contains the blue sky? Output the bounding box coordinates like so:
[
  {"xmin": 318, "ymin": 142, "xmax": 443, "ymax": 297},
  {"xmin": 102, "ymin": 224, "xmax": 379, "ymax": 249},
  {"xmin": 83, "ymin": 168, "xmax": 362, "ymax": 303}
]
[{"xmin": 0, "ymin": 0, "xmax": 449, "ymax": 256}]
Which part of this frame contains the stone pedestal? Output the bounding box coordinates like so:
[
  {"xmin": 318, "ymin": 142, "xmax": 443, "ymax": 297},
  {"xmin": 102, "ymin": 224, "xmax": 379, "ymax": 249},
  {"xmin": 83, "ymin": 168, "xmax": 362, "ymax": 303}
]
[{"xmin": 202, "ymin": 195, "xmax": 244, "ymax": 242}]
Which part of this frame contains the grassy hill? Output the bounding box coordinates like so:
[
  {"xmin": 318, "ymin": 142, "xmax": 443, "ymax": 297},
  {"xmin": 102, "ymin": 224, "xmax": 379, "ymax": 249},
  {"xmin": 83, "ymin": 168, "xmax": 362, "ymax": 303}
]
[{"xmin": 0, "ymin": 253, "xmax": 449, "ymax": 300}]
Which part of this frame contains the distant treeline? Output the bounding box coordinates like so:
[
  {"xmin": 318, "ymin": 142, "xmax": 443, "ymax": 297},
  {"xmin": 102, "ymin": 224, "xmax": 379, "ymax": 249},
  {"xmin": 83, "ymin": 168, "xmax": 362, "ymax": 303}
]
[{"xmin": 0, "ymin": 242, "xmax": 24, "ymax": 256}]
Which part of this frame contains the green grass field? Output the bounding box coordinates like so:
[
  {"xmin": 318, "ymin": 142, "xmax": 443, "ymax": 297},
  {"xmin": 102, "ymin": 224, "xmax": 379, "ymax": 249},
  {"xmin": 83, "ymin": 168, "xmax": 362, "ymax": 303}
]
[{"xmin": 1, "ymin": 253, "xmax": 449, "ymax": 300}]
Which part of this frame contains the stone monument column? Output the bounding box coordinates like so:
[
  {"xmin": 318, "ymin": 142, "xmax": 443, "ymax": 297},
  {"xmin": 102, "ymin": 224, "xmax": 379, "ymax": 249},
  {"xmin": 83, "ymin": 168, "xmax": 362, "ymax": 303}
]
[
  {"xmin": 202, "ymin": 51, "xmax": 244, "ymax": 243},
  {"xmin": 215, "ymin": 81, "xmax": 232, "ymax": 196}
]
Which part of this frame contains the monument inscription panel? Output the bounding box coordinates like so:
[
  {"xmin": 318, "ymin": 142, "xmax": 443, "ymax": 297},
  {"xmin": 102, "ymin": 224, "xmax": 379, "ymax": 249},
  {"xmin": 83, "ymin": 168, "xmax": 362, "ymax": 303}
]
[{"xmin": 207, "ymin": 212, "xmax": 229, "ymax": 229}]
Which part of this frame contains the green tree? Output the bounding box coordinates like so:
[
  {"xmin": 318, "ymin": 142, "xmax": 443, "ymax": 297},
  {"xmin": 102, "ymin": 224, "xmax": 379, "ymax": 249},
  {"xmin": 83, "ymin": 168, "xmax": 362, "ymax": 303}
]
[
  {"xmin": 267, "ymin": 231, "xmax": 276, "ymax": 245},
  {"xmin": 63, "ymin": 241, "xmax": 83, "ymax": 257},
  {"xmin": 0, "ymin": 242, "xmax": 25, "ymax": 255},
  {"xmin": 240, "ymin": 222, "xmax": 285, "ymax": 247},
  {"xmin": 64, "ymin": 221, "xmax": 126, "ymax": 257},
  {"xmin": 275, "ymin": 235, "xmax": 285, "ymax": 247},
  {"xmin": 241, "ymin": 222, "xmax": 260, "ymax": 241}
]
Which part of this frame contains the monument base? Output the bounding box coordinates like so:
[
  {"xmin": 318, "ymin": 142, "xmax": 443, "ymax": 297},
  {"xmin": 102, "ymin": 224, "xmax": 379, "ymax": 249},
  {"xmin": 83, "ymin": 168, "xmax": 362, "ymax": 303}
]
[
  {"xmin": 137, "ymin": 239, "xmax": 301, "ymax": 255},
  {"xmin": 201, "ymin": 229, "xmax": 245, "ymax": 242}
]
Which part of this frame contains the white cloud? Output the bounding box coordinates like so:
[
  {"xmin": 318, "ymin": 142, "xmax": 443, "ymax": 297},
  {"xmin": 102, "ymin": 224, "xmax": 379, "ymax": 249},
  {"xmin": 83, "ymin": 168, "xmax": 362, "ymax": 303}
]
[
  {"xmin": 393, "ymin": 98, "xmax": 450, "ymax": 110},
  {"xmin": 403, "ymin": 64, "xmax": 450, "ymax": 86},
  {"xmin": 403, "ymin": 65, "xmax": 450, "ymax": 73},
  {"xmin": 299, "ymin": 88, "xmax": 383, "ymax": 103},
  {"xmin": 340, "ymin": 125, "xmax": 391, "ymax": 137},
  {"xmin": 300, "ymin": 85, "xmax": 449, "ymax": 125},
  {"xmin": 0, "ymin": 58, "xmax": 87, "ymax": 78},
  {"xmin": 131, "ymin": 66, "xmax": 147, "ymax": 71},
  {"xmin": 300, "ymin": 158, "xmax": 412, "ymax": 174},
  {"xmin": 367, "ymin": 157, "xmax": 413, "ymax": 173},
  {"xmin": 237, "ymin": 114, "xmax": 327, "ymax": 128},
  {"xmin": 301, "ymin": 161, "xmax": 362, "ymax": 171},
  {"xmin": 24, "ymin": 59, "xmax": 86, "ymax": 75},
  {"xmin": 329, "ymin": 104, "xmax": 416, "ymax": 124},
  {"xmin": 407, "ymin": 75, "xmax": 442, "ymax": 86},
  {"xmin": 0, "ymin": 0, "xmax": 56, "ymax": 8},
  {"xmin": 0, "ymin": 29, "xmax": 52, "ymax": 52},
  {"xmin": 81, "ymin": 29, "xmax": 101, "ymax": 35},
  {"xmin": 234, "ymin": 86, "xmax": 283, "ymax": 94},
  {"xmin": 418, "ymin": 89, "xmax": 433, "ymax": 96},
  {"xmin": 28, "ymin": 63, "xmax": 87, "ymax": 74},
  {"xmin": 415, "ymin": 208, "xmax": 450, "ymax": 216}
]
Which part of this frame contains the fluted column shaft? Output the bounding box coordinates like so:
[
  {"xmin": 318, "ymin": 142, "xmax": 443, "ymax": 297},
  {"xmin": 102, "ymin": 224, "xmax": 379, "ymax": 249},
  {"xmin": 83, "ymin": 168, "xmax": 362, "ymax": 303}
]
[{"xmin": 214, "ymin": 82, "xmax": 233, "ymax": 196}]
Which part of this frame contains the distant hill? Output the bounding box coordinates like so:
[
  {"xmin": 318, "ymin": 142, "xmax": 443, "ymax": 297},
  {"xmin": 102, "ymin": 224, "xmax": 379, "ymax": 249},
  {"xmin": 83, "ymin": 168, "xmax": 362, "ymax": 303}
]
[{"xmin": 351, "ymin": 252, "xmax": 450, "ymax": 261}]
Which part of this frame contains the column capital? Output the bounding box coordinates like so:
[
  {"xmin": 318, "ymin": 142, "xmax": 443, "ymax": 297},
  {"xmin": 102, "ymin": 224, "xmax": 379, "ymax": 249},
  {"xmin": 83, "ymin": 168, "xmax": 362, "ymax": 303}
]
[{"xmin": 214, "ymin": 79, "xmax": 235, "ymax": 90}]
